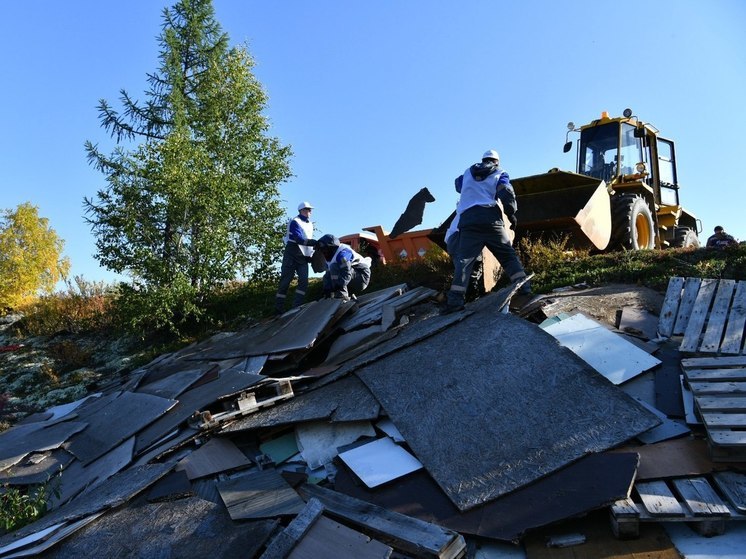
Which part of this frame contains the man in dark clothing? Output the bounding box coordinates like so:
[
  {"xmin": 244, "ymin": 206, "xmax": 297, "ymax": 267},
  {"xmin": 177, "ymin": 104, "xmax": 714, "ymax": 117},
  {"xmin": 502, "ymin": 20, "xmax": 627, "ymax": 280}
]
[
  {"xmin": 706, "ymin": 226, "xmax": 738, "ymax": 250},
  {"xmin": 442, "ymin": 150, "xmax": 529, "ymax": 314},
  {"xmin": 275, "ymin": 202, "xmax": 317, "ymax": 314},
  {"xmin": 316, "ymin": 234, "xmax": 372, "ymax": 301}
]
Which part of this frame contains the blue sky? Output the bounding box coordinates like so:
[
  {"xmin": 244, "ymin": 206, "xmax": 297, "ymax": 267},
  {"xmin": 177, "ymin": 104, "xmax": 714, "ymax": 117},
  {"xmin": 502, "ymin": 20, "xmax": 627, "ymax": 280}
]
[{"xmin": 2, "ymin": 1, "xmax": 745, "ymax": 285}]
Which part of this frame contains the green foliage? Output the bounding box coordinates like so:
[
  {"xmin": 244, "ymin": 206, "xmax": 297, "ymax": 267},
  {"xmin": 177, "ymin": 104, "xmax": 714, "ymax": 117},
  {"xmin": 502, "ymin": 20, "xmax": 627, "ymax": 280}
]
[
  {"xmin": 17, "ymin": 276, "xmax": 117, "ymax": 336},
  {"xmin": 0, "ymin": 203, "xmax": 70, "ymax": 310},
  {"xmin": 0, "ymin": 476, "xmax": 60, "ymax": 534},
  {"xmin": 517, "ymin": 239, "xmax": 746, "ymax": 294},
  {"xmin": 83, "ymin": 0, "xmax": 291, "ymax": 335},
  {"xmin": 115, "ymin": 277, "xmax": 204, "ymax": 338}
]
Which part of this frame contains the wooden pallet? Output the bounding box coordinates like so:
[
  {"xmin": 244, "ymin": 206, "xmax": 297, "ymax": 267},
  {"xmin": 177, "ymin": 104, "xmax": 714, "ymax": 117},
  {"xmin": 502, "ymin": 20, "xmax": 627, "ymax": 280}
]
[
  {"xmin": 658, "ymin": 277, "xmax": 746, "ymax": 354},
  {"xmin": 682, "ymin": 356, "xmax": 746, "ymax": 461},
  {"xmin": 610, "ymin": 474, "xmax": 746, "ymax": 538}
]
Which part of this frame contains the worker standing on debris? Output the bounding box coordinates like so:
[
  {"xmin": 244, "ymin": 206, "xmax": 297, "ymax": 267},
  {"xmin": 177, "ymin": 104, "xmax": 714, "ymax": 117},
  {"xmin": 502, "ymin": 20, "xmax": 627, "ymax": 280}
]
[
  {"xmin": 442, "ymin": 150, "xmax": 530, "ymax": 314},
  {"xmin": 706, "ymin": 226, "xmax": 738, "ymax": 250},
  {"xmin": 316, "ymin": 234, "xmax": 372, "ymax": 301},
  {"xmin": 275, "ymin": 202, "xmax": 317, "ymax": 314}
]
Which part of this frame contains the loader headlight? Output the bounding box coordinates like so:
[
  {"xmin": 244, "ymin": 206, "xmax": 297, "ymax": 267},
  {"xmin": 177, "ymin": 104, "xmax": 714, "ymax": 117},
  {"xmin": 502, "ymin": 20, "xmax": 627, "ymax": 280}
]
[{"xmin": 635, "ymin": 162, "xmax": 646, "ymax": 174}]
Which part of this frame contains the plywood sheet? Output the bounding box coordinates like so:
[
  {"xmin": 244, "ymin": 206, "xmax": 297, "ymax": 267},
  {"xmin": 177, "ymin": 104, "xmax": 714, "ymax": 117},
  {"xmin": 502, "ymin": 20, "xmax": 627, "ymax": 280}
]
[
  {"xmin": 355, "ymin": 295, "xmax": 658, "ymax": 511},
  {"xmin": 217, "ymin": 468, "xmax": 305, "ymax": 520},
  {"xmin": 542, "ymin": 313, "xmax": 661, "ymax": 385}
]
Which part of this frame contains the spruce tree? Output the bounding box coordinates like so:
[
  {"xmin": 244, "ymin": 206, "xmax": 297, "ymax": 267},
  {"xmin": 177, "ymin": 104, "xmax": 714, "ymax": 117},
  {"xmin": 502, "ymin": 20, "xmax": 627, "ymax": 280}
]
[{"xmin": 84, "ymin": 0, "xmax": 291, "ymax": 332}]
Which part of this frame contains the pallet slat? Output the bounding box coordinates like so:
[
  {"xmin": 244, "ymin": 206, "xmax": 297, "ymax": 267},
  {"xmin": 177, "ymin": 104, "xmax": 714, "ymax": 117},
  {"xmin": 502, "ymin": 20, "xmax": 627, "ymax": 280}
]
[
  {"xmin": 635, "ymin": 481, "xmax": 686, "ymax": 516},
  {"xmin": 700, "ymin": 280, "xmax": 737, "ymax": 353},
  {"xmin": 681, "ymin": 279, "xmax": 718, "ymax": 352},
  {"xmin": 721, "ymin": 282, "xmax": 746, "ymax": 354},
  {"xmin": 672, "ymin": 477, "xmax": 731, "ymax": 516}
]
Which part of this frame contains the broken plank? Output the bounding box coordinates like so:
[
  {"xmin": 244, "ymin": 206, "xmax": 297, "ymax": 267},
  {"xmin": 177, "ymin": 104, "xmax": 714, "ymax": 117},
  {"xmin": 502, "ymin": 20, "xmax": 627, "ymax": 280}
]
[
  {"xmin": 721, "ymin": 281, "xmax": 746, "ymax": 354},
  {"xmin": 298, "ymin": 483, "xmax": 466, "ymax": 559},
  {"xmin": 260, "ymin": 498, "xmax": 325, "ymax": 559},
  {"xmin": 635, "ymin": 481, "xmax": 686, "ymax": 517},
  {"xmin": 671, "ymin": 477, "xmax": 731, "ymax": 516},
  {"xmin": 658, "ymin": 277, "xmax": 685, "ymax": 337},
  {"xmin": 712, "ymin": 471, "xmax": 746, "ymax": 513},
  {"xmin": 680, "ymin": 278, "xmax": 718, "ymax": 353},
  {"xmin": 700, "ymin": 280, "xmax": 737, "ymax": 353},
  {"xmin": 673, "ymin": 277, "xmax": 702, "ymax": 335}
]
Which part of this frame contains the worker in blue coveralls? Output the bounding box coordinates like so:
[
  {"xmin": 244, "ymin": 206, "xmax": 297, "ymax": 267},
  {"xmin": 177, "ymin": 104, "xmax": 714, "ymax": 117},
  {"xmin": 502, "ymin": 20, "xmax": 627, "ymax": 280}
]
[
  {"xmin": 316, "ymin": 234, "xmax": 372, "ymax": 301},
  {"xmin": 275, "ymin": 201, "xmax": 317, "ymax": 314},
  {"xmin": 442, "ymin": 149, "xmax": 530, "ymax": 314}
]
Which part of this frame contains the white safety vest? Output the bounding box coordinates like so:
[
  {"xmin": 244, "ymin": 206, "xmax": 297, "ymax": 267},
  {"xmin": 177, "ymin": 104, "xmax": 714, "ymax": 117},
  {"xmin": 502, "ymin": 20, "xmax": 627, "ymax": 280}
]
[
  {"xmin": 456, "ymin": 167, "xmax": 505, "ymax": 214},
  {"xmin": 283, "ymin": 216, "xmax": 314, "ymax": 257}
]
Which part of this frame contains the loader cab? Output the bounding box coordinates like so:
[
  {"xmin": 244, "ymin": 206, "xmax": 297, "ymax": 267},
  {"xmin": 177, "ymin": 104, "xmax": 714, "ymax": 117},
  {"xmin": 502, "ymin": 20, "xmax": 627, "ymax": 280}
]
[
  {"xmin": 578, "ymin": 120, "xmax": 645, "ymax": 183},
  {"xmin": 576, "ymin": 118, "xmax": 682, "ymax": 207}
]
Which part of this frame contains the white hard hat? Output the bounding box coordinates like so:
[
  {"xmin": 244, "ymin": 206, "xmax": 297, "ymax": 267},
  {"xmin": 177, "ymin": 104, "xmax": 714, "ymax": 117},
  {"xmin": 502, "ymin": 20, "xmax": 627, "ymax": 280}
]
[
  {"xmin": 482, "ymin": 150, "xmax": 500, "ymax": 161},
  {"xmin": 298, "ymin": 201, "xmax": 314, "ymax": 211}
]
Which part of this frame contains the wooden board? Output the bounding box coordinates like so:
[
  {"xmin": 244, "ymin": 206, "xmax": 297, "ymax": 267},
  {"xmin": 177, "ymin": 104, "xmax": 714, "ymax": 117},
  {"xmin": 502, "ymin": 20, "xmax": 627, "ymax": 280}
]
[
  {"xmin": 680, "ymin": 278, "xmax": 718, "ymax": 352},
  {"xmin": 700, "ymin": 280, "xmax": 737, "ymax": 352},
  {"xmin": 658, "ymin": 276, "xmax": 685, "ymax": 337},
  {"xmin": 673, "ymin": 277, "xmax": 702, "ymax": 335},
  {"xmin": 721, "ymin": 281, "xmax": 746, "ymax": 354}
]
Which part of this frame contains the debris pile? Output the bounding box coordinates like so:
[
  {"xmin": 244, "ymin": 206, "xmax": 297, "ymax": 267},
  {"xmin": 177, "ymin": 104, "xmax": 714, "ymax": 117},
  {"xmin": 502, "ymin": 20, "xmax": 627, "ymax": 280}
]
[{"xmin": 1, "ymin": 277, "xmax": 745, "ymax": 557}]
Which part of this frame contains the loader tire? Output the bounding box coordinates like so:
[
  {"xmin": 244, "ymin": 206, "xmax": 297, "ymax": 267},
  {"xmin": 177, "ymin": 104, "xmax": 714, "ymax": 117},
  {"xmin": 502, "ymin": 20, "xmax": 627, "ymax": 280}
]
[
  {"xmin": 672, "ymin": 227, "xmax": 700, "ymax": 248},
  {"xmin": 611, "ymin": 194, "xmax": 655, "ymax": 250}
]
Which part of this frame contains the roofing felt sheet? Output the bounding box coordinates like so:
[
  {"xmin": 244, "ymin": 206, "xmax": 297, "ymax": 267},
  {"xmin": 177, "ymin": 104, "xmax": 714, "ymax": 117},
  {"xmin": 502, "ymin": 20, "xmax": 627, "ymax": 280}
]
[
  {"xmin": 66, "ymin": 391, "xmax": 177, "ymax": 465},
  {"xmin": 41, "ymin": 497, "xmax": 277, "ymax": 559},
  {"xmin": 355, "ymin": 295, "xmax": 659, "ymax": 511},
  {"xmin": 195, "ymin": 298, "xmax": 347, "ymax": 360},
  {"xmin": 0, "ymin": 463, "xmax": 173, "ymax": 547}
]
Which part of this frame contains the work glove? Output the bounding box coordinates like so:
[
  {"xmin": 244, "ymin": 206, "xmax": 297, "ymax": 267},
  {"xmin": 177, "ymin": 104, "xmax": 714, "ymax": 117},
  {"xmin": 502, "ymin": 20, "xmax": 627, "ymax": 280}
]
[
  {"xmin": 507, "ymin": 214, "xmax": 518, "ymax": 230},
  {"xmin": 305, "ymin": 238, "xmax": 318, "ymax": 247}
]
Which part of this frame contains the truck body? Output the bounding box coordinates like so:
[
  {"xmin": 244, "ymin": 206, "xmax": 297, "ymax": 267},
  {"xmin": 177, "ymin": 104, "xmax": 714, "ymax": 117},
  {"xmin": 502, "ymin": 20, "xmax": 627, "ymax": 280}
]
[{"xmin": 512, "ymin": 109, "xmax": 700, "ymax": 250}]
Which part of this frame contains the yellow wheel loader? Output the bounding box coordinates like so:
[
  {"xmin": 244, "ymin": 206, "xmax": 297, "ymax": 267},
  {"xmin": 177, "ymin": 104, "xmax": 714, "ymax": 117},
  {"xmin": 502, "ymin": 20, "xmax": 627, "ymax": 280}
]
[{"xmin": 512, "ymin": 109, "xmax": 700, "ymax": 251}]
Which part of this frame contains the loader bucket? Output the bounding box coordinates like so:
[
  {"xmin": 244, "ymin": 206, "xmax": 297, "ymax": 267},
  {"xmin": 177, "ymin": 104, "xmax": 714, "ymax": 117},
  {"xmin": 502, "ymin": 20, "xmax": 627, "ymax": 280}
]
[{"xmin": 511, "ymin": 170, "xmax": 612, "ymax": 250}]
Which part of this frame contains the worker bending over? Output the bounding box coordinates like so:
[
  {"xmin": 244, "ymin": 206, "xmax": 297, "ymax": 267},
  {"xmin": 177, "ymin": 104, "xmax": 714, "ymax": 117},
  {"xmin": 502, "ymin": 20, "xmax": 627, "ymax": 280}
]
[{"xmin": 316, "ymin": 234, "xmax": 372, "ymax": 301}]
